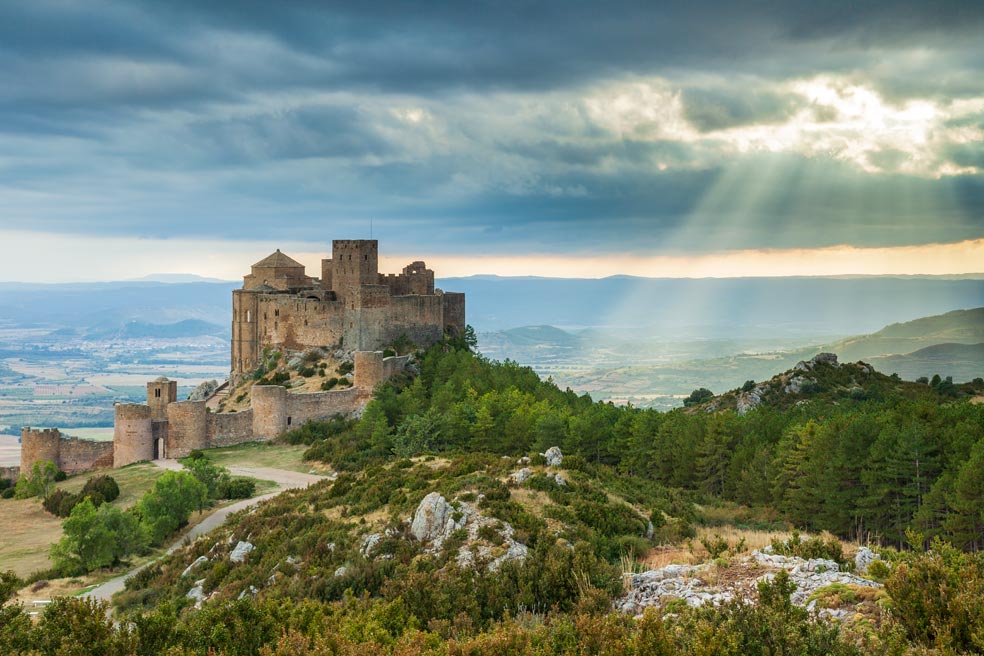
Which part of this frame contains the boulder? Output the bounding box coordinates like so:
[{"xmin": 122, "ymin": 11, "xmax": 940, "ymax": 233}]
[
  {"xmin": 230, "ymin": 541, "xmax": 255, "ymax": 563},
  {"xmin": 854, "ymin": 546, "xmax": 880, "ymax": 574},
  {"xmin": 542, "ymin": 446, "xmax": 563, "ymax": 467},
  {"xmin": 181, "ymin": 555, "xmax": 209, "ymax": 578},
  {"xmin": 511, "ymin": 468, "xmax": 532, "ymax": 484},
  {"xmin": 188, "ymin": 380, "xmax": 220, "ymax": 402},
  {"xmin": 411, "ymin": 492, "xmax": 455, "ymax": 544},
  {"xmin": 334, "ymin": 566, "xmax": 348, "ymax": 578},
  {"xmin": 360, "ymin": 533, "xmax": 381, "ymax": 557}
]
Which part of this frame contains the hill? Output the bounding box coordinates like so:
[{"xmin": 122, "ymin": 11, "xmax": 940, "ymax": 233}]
[
  {"xmin": 696, "ymin": 352, "xmax": 981, "ymax": 415},
  {"xmin": 826, "ymin": 307, "xmax": 984, "ymax": 361}
]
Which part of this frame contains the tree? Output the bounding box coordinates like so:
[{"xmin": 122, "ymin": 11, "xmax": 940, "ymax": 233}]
[
  {"xmin": 51, "ymin": 498, "xmax": 116, "ymax": 574},
  {"xmin": 14, "ymin": 460, "xmax": 59, "ymax": 499},
  {"xmin": 683, "ymin": 388, "xmax": 714, "ymax": 407},
  {"xmin": 944, "ymin": 440, "xmax": 984, "ymax": 552},
  {"xmin": 136, "ymin": 470, "xmax": 207, "ymax": 545}
]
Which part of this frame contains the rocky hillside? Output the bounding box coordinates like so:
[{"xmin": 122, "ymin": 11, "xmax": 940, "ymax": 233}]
[{"xmin": 698, "ymin": 352, "xmax": 980, "ymax": 415}]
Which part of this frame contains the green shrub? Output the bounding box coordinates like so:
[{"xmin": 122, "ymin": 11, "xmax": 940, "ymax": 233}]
[
  {"xmin": 337, "ymin": 361, "xmax": 354, "ymax": 375},
  {"xmin": 770, "ymin": 530, "xmax": 845, "ymax": 566},
  {"xmin": 321, "ymin": 377, "xmax": 339, "ymax": 391},
  {"xmin": 219, "ymin": 477, "xmax": 256, "ymax": 499}
]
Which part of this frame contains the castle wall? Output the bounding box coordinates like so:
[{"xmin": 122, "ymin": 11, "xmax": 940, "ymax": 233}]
[
  {"xmin": 147, "ymin": 380, "xmax": 177, "ymax": 420},
  {"xmin": 113, "ymin": 404, "xmax": 154, "ymax": 467},
  {"xmin": 166, "ymin": 401, "xmax": 208, "ymax": 459},
  {"xmin": 254, "ymin": 295, "xmax": 345, "ymax": 353},
  {"xmin": 0, "ymin": 466, "xmax": 19, "ymax": 483},
  {"xmin": 442, "ymin": 292, "xmax": 466, "ymax": 336},
  {"xmin": 251, "ymin": 385, "xmax": 288, "ymax": 440},
  {"xmin": 354, "ymin": 351, "xmax": 384, "ymax": 390},
  {"xmin": 58, "ymin": 437, "xmax": 113, "ymax": 473},
  {"xmin": 286, "ymin": 387, "xmax": 365, "ymax": 425},
  {"xmin": 20, "ymin": 427, "xmax": 62, "ymax": 474},
  {"xmin": 383, "ymin": 354, "xmax": 411, "ymax": 379},
  {"xmin": 232, "ymin": 289, "xmax": 261, "ymax": 376},
  {"xmin": 331, "ymin": 240, "xmax": 379, "ymax": 304},
  {"xmin": 206, "ymin": 409, "xmax": 254, "ymax": 447}
]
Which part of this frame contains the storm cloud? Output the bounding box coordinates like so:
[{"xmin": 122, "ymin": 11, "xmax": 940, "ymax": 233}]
[{"xmin": 0, "ymin": 0, "xmax": 982, "ymax": 257}]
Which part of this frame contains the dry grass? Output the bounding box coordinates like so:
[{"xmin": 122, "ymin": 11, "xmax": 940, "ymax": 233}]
[
  {"xmin": 0, "ymin": 497, "xmax": 63, "ymax": 578},
  {"xmin": 56, "ymin": 462, "xmax": 166, "ymax": 509},
  {"xmin": 694, "ymin": 525, "xmax": 794, "ymax": 557},
  {"xmin": 971, "ymin": 395, "xmax": 984, "ymax": 405},
  {"xmin": 205, "ymin": 442, "xmax": 312, "ymax": 473}
]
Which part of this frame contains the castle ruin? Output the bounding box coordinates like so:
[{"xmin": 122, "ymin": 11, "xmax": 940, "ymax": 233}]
[
  {"xmin": 232, "ymin": 240, "xmax": 465, "ymax": 381},
  {"xmin": 13, "ymin": 239, "xmax": 465, "ymax": 479}
]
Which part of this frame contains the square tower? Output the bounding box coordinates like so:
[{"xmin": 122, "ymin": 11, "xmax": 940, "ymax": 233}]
[
  {"xmin": 331, "ymin": 240, "xmax": 379, "ymax": 305},
  {"xmin": 147, "ymin": 377, "xmax": 178, "ymax": 420}
]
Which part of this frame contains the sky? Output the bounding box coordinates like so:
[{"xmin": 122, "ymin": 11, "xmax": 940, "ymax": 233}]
[{"xmin": 1, "ymin": 1, "xmax": 983, "ymax": 281}]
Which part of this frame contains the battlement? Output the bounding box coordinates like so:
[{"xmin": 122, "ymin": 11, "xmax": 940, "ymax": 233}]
[
  {"xmin": 21, "ymin": 426, "xmax": 114, "ymax": 475},
  {"xmin": 233, "ymin": 239, "xmax": 464, "ymax": 374}
]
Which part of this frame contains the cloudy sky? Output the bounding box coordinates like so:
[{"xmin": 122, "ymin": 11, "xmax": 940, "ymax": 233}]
[{"xmin": 1, "ymin": 0, "xmax": 983, "ymax": 281}]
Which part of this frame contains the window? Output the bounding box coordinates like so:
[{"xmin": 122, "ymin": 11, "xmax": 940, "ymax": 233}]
[
  {"xmin": 275, "ymin": 309, "xmax": 280, "ymax": 317},
  {"xmin": 287, "ymin": 417, "xmax": 292, "ymax": 426},
  {"xmin": 154, "ymin": 389, "xmax": 161, "ymax": 398},
  {"xmin": 246, "ymin": 310, "xmax": 251, "ymax": 323}
]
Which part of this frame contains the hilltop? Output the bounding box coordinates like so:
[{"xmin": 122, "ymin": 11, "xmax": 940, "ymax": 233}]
[
  {"xmin": 826, "ymin": 307, "xmax": 984, "ymax": 361},
  {"xmin": 696, "ymin": 352, "xmax": 981, "ymax": 415}
]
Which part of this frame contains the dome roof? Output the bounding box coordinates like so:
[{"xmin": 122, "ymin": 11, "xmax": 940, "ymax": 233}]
[{"xmin": 252, "ymin": 249, "xmax": 304, "ymax": 269}]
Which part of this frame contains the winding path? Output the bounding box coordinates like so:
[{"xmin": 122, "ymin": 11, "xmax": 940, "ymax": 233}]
[{"xmin": 81, "ymin": 461, "xmax": 324, "ymax": 602}]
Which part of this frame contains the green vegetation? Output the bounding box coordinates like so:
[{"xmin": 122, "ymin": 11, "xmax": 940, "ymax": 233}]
[
  {"xmin": 14, "ymin": 460, "xmax": 61, "ymax": 499},
  {"xmin": 43, "ymin": 474, "xmax": 120, "ymax": 517},
  {"xmin": 182, "ymin": 451, "xmax": 256, "ymax": 501}
]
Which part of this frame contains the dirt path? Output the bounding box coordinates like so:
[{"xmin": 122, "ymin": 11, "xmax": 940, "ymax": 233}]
[{"xmin": 81, "ymin": 461, "xmax": 324, "ymax": 603}]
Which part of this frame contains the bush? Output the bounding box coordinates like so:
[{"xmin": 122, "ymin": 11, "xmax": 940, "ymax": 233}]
[
  {"xmin": 321, "ymin": 377, "xmax": 339, "ymax": 391},
  {"xmin": 218, "ymin": 477, "xmax": 256, "ymax": 499},
  {"xmin": 337, "ymin": 361, "xmax": 354, "ymax": 375},
  {"xmin": 53, "ymin": 470, "xmax": 67, "ymax": 482},
  {"xmin": 770, "ymin": 530, "xmax": 845, "ymax": 566},
  {"xmin": 0, "ymin": 488, "xmax": 13, "ymax": 499},
  {"xmin": 299, "ymin": 366, "xmax": 317, "ymax": 378},
  {"xmin": 683, "ymin": 388, "xmax": 714, "ymax": 407},
  {"xmin": 82, "ymin": 475, "xmax": 120, "ymax": 504}
]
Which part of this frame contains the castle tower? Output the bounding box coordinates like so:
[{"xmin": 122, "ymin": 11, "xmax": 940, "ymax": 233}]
[
  {"xmin": 251, "ymin": 385, "xmax": 288, "ymax": 440},
  {"xmin": 165, "ymin": 400, "xmax": 208, "ymax": 458},
  {"xmin": 20, "ymin": 427, "xmax": 62, "ymax": 474},
  {"xmin": 331, "ymin": 240, "xmax": 379, "ymax": 305},
  {"xmin": 354, "ymin": 351, "xmax": 384, "ymax": 392},
  {"xmin": 147, "ymin": 377, "xmax": 177, "ymax": 420},
  {"xmin": 113, "ymin": 404, "xmax": 154, "ymax": 467}
]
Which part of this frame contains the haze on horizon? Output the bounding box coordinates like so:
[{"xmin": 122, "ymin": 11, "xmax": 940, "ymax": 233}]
[{"xmin": 0, "ymin": 1, "xmax": 982, "ymax": 282}]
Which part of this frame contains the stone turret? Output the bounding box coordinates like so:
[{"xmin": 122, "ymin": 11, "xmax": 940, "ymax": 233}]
[
  {"xmin": 113, "ymin": 404, "xmax": 154, "ymax": 467},
  {"xmin": 20, "ymin": 427, "xmax": 62, "ymax": 474}
]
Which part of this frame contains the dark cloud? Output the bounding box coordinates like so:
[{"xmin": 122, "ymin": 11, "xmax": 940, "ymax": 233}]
[{"xmin": 0, "ymin": 1, "xmax": 981, "ymax": 256}]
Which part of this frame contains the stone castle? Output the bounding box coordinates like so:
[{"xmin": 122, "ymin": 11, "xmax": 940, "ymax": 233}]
[
  {"xmin": 232, "ymin": 239, "xmax": 465, "ymax": 381},
  {"xmin": 16, "ymin": 240, "xmax": 465, "ymax": 478}
]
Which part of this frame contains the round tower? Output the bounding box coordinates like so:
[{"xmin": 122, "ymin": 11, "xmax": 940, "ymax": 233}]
[
  {"xmin": 147, "ymin": 377, "xmax": 178, "ymax": 420},
  {"xmin": 165, "ymin": 400, "xmax": 208, "ymax": 458},
  {"xmin": 251, "ymin": 385, "xmax": 288, "ymax": 440},
  {"xmin": 20, "ymin": 427, "xmax": 62, "ymax": 475},
  {"xmin": 354, "ymin": 350, "xmax": 384, "ymax": 392},
  {"xmin": 113, "ymin": 404, "xmax": 154, "ymax": 467}
]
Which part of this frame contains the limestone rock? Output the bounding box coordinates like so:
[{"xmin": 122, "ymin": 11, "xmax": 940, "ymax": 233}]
[
  {"xmin": 510, "ymin": 468, "xmax": 532, "ymax": 484},
  {"xmin": 854, "ymin": 546, "xmax": 880, "ymax": 574},
  {"xmin": 542, "ymin": 446, "xmax": 563, "ymax": 467},
  {"xmin": 360, "ymin": 533, "xmax": 381, "ymax": 557},
  {"xmin": 230, "ymin": 541, "xmax": 255, "ymax": 563},
  {"xmin": 411, "ymin": 492, "xmax": 456, "ymax": 545},
  {"xmin": 186, "ymin": 578, "xmax": 206, "ymax": 608},
  {"xmin": 551, "ymin": 473, "xmax": 566, "ymax": 486},
  {"xmin": 237, "ymin": 585, "xmax": 258, "ymax": 600},
  {"xmin": 334, "ymin": 566, "xmax": 348, "ymax": 577},
  {"xmin": 188, "ymin": 380, "xmax": 220, "ymax": 402},
  {"xmin": 181, "ymin": 555, "xmax": 209, "ymax": 578}
]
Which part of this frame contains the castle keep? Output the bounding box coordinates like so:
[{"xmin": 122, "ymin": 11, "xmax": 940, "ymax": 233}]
[
  {"xmin": 231, "ymin": 240, "xmax": 465, "ymax": 379},
  {"xmin": 14, "ymin": 239, "xmax": 464, "ymax": 478}
]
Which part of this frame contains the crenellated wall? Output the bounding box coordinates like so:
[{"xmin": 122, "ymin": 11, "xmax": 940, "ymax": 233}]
[
  {"xmin": 33, "ymin": 350, "xmax": 403, "ymax": 476},
  {"xmin": 20, "ymin": 426, "xmax": 114, "ymax": 474}
]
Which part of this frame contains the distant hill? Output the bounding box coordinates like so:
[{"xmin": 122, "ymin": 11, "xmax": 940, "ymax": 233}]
[
  {"xmin": 868, "ymin": 342, "xmax": 984, "ymax": 383},
  {"xmin": 697, "ymin": 352, "xmax": 983, "ymax": 415},
  {"xmin": 86, "ymin": 319, "xmax": 228, "ymax": 340},
  {"xmin": 825, "ymin": 308, "xmax": 984, "ymax": 361}
]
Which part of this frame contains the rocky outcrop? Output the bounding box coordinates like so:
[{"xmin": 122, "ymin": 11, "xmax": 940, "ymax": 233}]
[
  {"xmin": 230, "ymin": 541, "xmax": 255, "ymax": 563},
  {"xmin": 854, "ymin": 546, "xmax": 880, "ymax": 574},
  {"xmin": 543, "ymin": 446, "xmax": 563, "ymax": 467},
  {"xmin": 618, "ymin": 550, "xmax": 882, "ymax": 616},
  {"xmin": 795, "ymin": 353, "xmax": 839, "ymax": 372},
  {"xmin": 511, "ymin": 468, "xmax": 532, "ymax": 484},
  {"xmin": 409, "ymin": 492, "xmax": 528, "ymax": 570},
  {"xmin": 189, "ymin": 380, "xmax": 220, "ymax": 402},
  {"xmin": 410, "ymin": 492, "xmax": 457, "ymax": 548},
  {"xmin": 181, "ymin": 555, "xmax": 209, "ymax": 578}
]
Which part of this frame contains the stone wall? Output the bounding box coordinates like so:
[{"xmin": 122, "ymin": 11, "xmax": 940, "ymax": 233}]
[
  {"xmin": 0, "ymin": 465, "xmax": 19, "ymax": 483},
  {"xmin": 166, "ymin": 400, "xmax": 208, "ymax": 459},
  {"xmin": 114, "ymin": 404, "xmax": 154, "ymax": 467},
  {"xmin": 20, "ymin": 427, "xmax": 61, "ymax": 475},
  {"xmin": 206, "ymin": 409, "xmax": 254, "ymax": 447},
  {"xmin": 20, "ymin": 427, "xmax": 114, "ymax": 474},
  {"xmin": 58, "ymin": 437, "xmax": 113, "ymax": 473}
]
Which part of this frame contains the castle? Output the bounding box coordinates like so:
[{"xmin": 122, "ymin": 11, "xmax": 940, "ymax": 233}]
[
  {"xmin": 14, "ymin": 240, "xmax": 465, "ymax": 478},
  {"xmin": 232, "ymin": 239, "xmax": 465, "ymax": 381}
]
